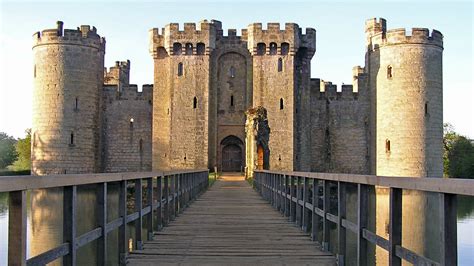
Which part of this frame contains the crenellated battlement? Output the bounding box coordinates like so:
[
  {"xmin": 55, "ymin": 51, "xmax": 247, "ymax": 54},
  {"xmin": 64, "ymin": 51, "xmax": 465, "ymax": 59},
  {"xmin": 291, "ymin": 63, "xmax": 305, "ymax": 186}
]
[
  {"xmin": 246, "ymin": 22, "xmax": 316, "ymax": 57},
  {"xmin": 149, "ymin": 19, "xmax": 222, "ymax": 58},
  {"xmin": 366, "ymin": 18, "xmax": 443, "ymax": 50},
  {"xmin": 311, "ymin": 76, "xmax": 367, "ymax": 101},
  {"xmin": 33, "ymin": 21, "xmax": 105, "ymax": 51},
  {"xmin": 103, "ymin": 84, "xmax": 153, "ymax": 102}
]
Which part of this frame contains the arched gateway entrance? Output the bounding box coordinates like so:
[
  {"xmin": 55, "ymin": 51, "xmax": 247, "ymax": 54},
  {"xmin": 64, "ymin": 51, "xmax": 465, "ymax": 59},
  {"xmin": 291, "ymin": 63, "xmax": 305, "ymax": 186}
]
[{"xmin": 221, "ymin": 135, "xmax": 244, "ymax": 172}]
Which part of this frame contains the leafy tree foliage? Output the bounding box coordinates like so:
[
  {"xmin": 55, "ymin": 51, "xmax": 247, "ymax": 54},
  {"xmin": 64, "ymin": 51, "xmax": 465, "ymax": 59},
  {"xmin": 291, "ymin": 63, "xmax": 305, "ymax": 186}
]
[
  {"xmin": 9, "ymin": 129, "xmax": 31, "ymax": 171},
  {"xmin": 443, "ymin": 123, "xmax": 474, "ymax": 178},
  {"xmin": 0, "ymin": 132, "xmax": 17, "ymax": 169}
]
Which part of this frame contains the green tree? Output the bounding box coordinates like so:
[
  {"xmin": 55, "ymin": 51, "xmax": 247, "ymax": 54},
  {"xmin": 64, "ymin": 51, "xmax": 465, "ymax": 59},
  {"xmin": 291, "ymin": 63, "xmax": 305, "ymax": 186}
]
[
  {"xmin": 0, "ymin": 132, "xmax": 17, "ymax": 169},
  {"xmin": 443, "ymin": 123, "xmax": 474, "ymax": 178},
  {"xmin": 9, "ymin": 129, "xmax": 31, "ymax": 171}
]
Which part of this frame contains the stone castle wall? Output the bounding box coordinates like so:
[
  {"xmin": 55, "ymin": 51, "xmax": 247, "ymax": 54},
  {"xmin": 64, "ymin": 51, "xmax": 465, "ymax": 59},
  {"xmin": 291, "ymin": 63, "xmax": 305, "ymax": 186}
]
[
  {"xmin": 32, "ymin": 22, "xmax": 105, "ymax": 175},
  {"xmin": 149, "ymin": 21, "xmax": 216, "ymax": 170},
  {"xmin": 366, "ymin": 18, "xmax": 444, "ymax": 178},
  {"xmin": 310, "ymin": 67, "xmax": 371, "ymax": 174},
  {"xmin": 101, "ymin": 84, "xmax": 153, "ymax": 172},
  {"xmin": 31, "ymin": 19, "xmax": 444, "ymax": 182}
]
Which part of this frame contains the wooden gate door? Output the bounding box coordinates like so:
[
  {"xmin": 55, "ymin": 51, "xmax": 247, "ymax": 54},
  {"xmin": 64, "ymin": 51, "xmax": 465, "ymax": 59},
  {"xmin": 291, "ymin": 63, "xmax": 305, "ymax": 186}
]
[{"xmin": 222, "ymin": 144, "xmax": 242, "ymax": 172}]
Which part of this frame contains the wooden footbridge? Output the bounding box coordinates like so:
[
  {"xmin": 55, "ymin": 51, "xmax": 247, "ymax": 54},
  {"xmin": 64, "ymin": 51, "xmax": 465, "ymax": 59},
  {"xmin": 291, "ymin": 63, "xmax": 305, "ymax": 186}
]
[
  {"xmin": 127, "ymin": 174, "xmax": 334, "ymax": 265},
  {"xmin": 2, "ymin": 169, "xmax": 473, "ymax": 265}
]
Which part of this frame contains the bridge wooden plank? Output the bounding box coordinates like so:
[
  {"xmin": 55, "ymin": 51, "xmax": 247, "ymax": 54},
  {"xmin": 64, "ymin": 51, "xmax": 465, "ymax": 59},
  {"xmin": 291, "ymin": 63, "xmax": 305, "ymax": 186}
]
[{"xmin": 127, "ymin": 174, "xmax": 336, "ymax": 265}]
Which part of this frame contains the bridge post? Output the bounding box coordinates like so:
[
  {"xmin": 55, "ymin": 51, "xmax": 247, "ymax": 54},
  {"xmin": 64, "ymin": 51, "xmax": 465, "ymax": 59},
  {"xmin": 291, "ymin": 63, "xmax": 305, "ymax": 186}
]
[
  {"xmin": 97, "ymin": 182, "xmax": 108, "ymax": 265},
  {"xmin": 179, "ymin": 174, "xmax": 184, "ymax": 214},
  {"xmin": 135, "ymin": 179, "xmax": 143, "ymax": 250},
  {"xmin": 279, "ymin": 174, "xmax": 284, "ymax": 214},
  {"xmin": 303, "ymin": 177, "xmax": 310, "ymax": 232},
  {"xmin": 440, "ymin": 193, "xmax": 457, "ymax": 266},
  {"xmin": 284, "ymin": 175, "xmax": 290, "ymax": 217},
  {"xmin": 357, "ymin": 184, "xmax": 368, "ymax": 266},
  {"xmin": 8, "ymin": 190, "xmax": 27, "ymax": 266},
  {"xmin": 290, "ymin": 176, "xmax": 296, "ymax": 222},
  {"xmin": 174, "ymin": 174, "xmax": 179, "ymax": 217},
  {"xmin": 389, "ymin": 188, "xmax": 402, "ymax": 266},
  {"xmin": 311, "ymin": 179, "xmax": 319, "ymax": 242},
  {"xmin": 63, "ymin": 185, "xmax": 77, "ymax": 266},
  {"xmin": 147, "ymin": 177, "xmax": 154, "ymax": 240},
  {"xmin": 170, "ymin": 174, "xmax": 176, "ymax": 220},
  {"xmin": 272, "ymin": 174, "xmax": 276, "ymax": 208},
  {"xmin": 119, "ymin": 181, "xmax": 127, "ymax": 265},
  {"xmin": 164, "ymin": 175, "xmax": 169, "ymax": 226},
  {"xmin": 322, "ymin": 180, "xmax": 330, "ymax": 251},
  {"xmin": 157, "ymin": 176, "xmax": 163, "ymax": 230},
  {"xmin": 337, "ymin": 182, "xmax": 346, "ymax": 266},
  {"xmin": 296, "ymin": 176, "xmax": 302, "ymax": 227}
]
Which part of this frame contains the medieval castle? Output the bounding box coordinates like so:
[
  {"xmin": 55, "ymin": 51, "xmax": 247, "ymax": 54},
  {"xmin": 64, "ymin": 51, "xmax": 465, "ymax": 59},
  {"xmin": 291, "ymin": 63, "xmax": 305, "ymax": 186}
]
[{"xmin": 31, "ymin": 18, "xmax": 444, "ymax": 179}]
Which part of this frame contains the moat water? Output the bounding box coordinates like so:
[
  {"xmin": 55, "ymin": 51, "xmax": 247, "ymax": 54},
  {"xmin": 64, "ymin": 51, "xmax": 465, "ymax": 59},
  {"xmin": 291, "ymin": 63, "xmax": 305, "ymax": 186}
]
[{"xmin": 0, "ymin": 188, "xmax": 472, "ymax": 265}]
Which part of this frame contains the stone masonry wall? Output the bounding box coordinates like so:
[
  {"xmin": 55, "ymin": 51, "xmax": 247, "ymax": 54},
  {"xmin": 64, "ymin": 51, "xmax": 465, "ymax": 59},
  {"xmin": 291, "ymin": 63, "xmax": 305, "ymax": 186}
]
[
  {"xmin": 310, "ymin": 69, "xmax": 371, "ymax": 174},
  {"xmin": 366, "ymin": 19, "xmax": 444, "ymax": 178},
  {"xmin": 101, "ymin": 85, "xmax": 152, "ymax": 172},
  {"xmin": 32, "ymin": 22, "xmax": 105, "ymax": 175}
]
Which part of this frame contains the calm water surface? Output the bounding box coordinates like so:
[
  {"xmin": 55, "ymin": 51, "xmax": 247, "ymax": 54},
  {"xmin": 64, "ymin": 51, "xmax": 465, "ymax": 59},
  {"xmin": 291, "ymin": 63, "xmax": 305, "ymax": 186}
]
[{"xmin": 0, "ymin": 189, "xmax": 473, "ymax": 265}]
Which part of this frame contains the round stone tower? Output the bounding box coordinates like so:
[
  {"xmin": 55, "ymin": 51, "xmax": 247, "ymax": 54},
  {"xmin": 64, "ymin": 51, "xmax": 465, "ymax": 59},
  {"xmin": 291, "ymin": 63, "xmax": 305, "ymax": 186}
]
[
  {"xmin": 366, "ymin": 18, "xmax": 444, "ymax": 178},
  {"xmin": 32, "ymin": 21, "xmax": 105, "ymax": 175}
]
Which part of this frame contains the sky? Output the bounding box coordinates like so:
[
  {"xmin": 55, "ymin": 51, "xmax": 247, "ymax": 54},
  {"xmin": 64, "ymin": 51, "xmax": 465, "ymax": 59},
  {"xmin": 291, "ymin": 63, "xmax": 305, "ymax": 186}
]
[{"xmin": 0, "ymin": 0, "xmax": 472, "ymax": 139}]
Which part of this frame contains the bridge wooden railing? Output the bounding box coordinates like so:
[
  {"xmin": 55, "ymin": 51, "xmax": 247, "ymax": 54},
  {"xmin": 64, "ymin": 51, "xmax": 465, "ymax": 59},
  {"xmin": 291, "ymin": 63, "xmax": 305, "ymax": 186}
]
[
  {"xmin": 253, "ymin": 170, "xmax": 474, "ymax": 266},
  {"xmin": 0, "ymin": 169, "xmax": 209, "ymax": 266}
]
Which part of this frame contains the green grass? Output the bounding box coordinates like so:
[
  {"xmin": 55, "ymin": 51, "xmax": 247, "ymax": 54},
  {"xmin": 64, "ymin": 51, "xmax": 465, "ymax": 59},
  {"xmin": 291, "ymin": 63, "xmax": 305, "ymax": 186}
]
[
  {"xmin": 208, "ymin": 172, "xmax": 219, "ymax": 187},
  {"xmin": 0, "ymin": 169, "xmax": 30, "ymax": 176},
  {"xmin": 246, "ymin": 177, "xmax": 254, "ymax": 187}
]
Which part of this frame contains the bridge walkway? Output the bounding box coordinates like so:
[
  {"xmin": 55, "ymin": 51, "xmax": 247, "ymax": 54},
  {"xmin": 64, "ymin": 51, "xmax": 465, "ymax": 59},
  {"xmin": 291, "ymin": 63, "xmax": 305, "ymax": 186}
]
[{"xmin": 127, "ymin": 174, "xmax": 336, "ymax": 265}]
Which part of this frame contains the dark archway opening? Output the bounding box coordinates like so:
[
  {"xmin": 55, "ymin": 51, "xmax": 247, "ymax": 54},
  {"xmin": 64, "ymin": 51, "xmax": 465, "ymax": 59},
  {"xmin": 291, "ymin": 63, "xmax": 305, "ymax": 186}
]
[
  {"xmin": 220, "ymin": 135, "xmax": 244, "ymax": 172},
  {"xmin": 222, "ymin": 144, "xmax": 242, "ymax": 172}
]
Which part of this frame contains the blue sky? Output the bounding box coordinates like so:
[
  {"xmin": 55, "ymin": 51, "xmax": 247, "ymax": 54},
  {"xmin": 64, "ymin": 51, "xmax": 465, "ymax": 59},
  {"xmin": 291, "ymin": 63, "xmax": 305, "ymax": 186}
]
[{"xmin": 0, "ymin": 0, "xmax": 472, "ymax": 138}]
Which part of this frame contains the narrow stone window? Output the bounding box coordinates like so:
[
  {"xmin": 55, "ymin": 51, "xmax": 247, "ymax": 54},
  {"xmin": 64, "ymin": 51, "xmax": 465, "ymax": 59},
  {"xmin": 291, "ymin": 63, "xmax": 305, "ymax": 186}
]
[
  {"xmin": 193, "ymin": 97, "xmax": 197, "ymax": 109},
  {"xmin": 130, "ymin": 118, "xmax": 134, "ymax": 128},
  {"xmin": 387, "ymin": 65, "xmax": 393, "ymax": 79},
  {"xmin": 177, "ymin": 62, "xmax": 183, "ymax": 76},
  {"xmin": 281, "ymin": 42, "xmax": 289, "ymax": 55},
  {"xmin": 34, "ymin": 65, "xmax": 36, "ymax": 78},
  {"xmin": 196, "ymin": 43, "xmax": 205, "ymax": 55},
  {"xmin": 185, "ymin": 43, "xmax": 193, "ymax": 55},
  {"xmin": 385, "ymin": 139, "xmax": 391, "ymax": 153},
  {"xmin": 280, "ymin": 98, "xmax": 284, "ymax": 110},
  {"xmin": 257, "ymin": 43, "xmax": 266, "ymax": 55},
  {"xmin": 74, "ymin": 97, "xmax": 78, "ymax": 111},
  {"xmin": 173, "ymin": 43, "xmax": 182, "ymax": 55},
  {"xmin": 230, "ymin": 66, "xmax": 235, "ymax": 78},
  {"xmin": 278, "ymin": 58, "xmax": 283, "ymax": 72},
  {"xmin": 269, "ymin": 42, "xmax": 277, "ymax": 55},
  {"xmin": 425, "ymin": 102, "xmax": 429, "ymax": 116},
  {"xmin": 139, "ymin": 139, "xmax": 143, "ymax": 153},
  {"xmin": 70, "ymin": 132, "xmax": 74, "ymax": 146},
  {"xmin": 230, "ymin": 95, "xmax": 234, "ymax": 107}
]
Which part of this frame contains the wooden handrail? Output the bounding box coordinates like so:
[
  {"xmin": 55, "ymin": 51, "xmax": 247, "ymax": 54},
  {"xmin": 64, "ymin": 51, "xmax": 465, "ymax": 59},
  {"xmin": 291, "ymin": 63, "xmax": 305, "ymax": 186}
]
[
  {"xmin": 256, "ymin": 170, "xmax": 474, "ymax": 196},
  {"xmin": 6, "ymin": 169, "xmax": 210, "ymax": 266},
  {"xmin": 252, "ymin": 170, "xmax": 473, "ymax": 266},
  {"xmin": 0, "ymin": 169, "xmax": 208, "ymax": 192}
]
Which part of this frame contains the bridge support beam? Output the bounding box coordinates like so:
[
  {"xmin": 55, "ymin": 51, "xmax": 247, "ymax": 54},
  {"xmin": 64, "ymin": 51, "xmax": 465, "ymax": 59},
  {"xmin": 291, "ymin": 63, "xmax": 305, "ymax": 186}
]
[
  {"xmin": 8, "ymin": 190, "xmax": 27, "ymax": 266},
  {"xmin": 389, "ymin": 188, "xmax": 402, "ymax": 266}
]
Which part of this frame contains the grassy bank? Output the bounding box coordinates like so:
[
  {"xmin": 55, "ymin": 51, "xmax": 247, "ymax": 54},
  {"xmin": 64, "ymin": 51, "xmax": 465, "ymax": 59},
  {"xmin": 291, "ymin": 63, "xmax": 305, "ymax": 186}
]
[
  {"xmin": 208, "ymin": 172, "xmax": 218, "ymax": 186},
  {"xmin": 0, "ymin": 169, "xmax": 30, "ymax": 176}
]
